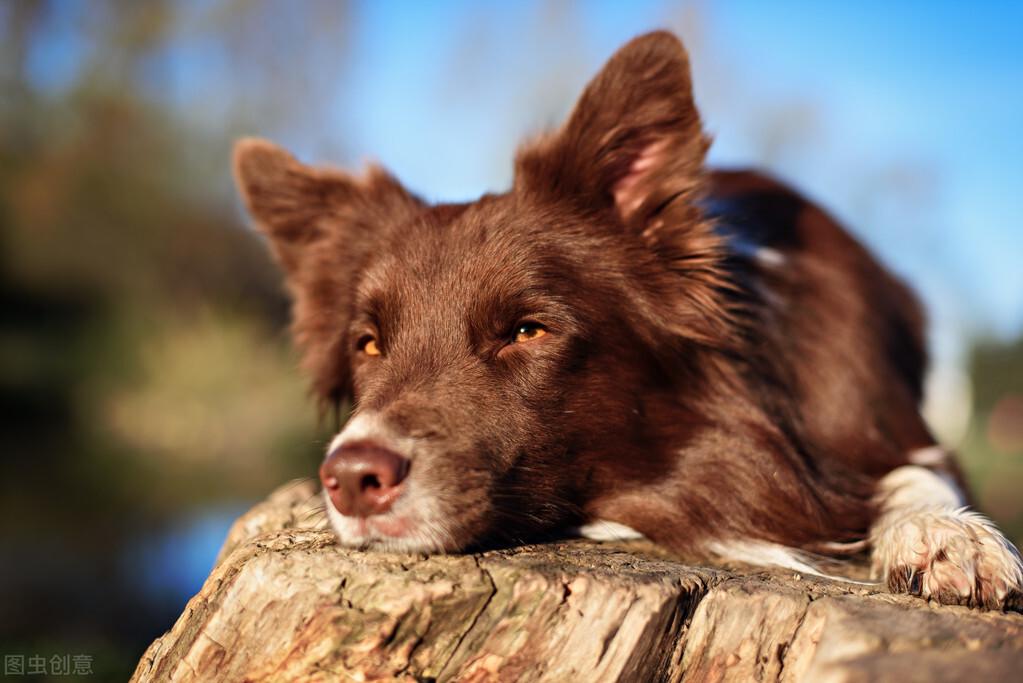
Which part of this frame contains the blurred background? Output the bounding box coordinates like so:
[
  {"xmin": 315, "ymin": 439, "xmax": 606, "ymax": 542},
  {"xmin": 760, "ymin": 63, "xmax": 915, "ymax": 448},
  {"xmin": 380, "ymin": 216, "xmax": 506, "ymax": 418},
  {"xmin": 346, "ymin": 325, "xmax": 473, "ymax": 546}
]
[{"xmin": 1, "ymin": 0, "xmax": 1020, "ymax": 678}]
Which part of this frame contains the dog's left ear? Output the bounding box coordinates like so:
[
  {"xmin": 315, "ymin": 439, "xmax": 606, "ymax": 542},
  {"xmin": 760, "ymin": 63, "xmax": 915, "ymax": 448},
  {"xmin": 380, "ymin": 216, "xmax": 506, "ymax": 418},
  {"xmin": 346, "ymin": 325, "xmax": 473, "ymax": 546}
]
[
  {"xmin": 515, "ymin": 30, "xmax": 708, "ymax": 232},
  {"xmin": 517, "ymin": 32, "xmax": 730, "ymax": 350}
]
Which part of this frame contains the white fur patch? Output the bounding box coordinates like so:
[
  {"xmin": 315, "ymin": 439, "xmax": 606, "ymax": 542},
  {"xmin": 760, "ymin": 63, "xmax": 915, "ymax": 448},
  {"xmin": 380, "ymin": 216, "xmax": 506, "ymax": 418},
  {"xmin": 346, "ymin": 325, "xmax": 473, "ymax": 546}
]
[
  {"xmin": 871, "ymin": 464, "xmax": 1023, "ymax": 607},
  {"xmin": 875, "ymin": 463, "xmax": 963, "ymax": 510},
  {"xmin": 754, "ymin": 246, "xmax": 786, "ymax": 267},
  {"xmin": 906, "ymin": 445, "xmax": 951, "ymax": 467},
  {"xmin": 575, "ymin": 524, "xmax": 851, "ymax": 582},
  {"xmin": 576, "ymin": 520, "xmax": 646, "ymax": 541},
  {"xmin": 707, "ymin": 540, "xmax": 826, "ymax": 576},
  {"xmin": 327, "ymin": 412, "xmax": 392, "ymax": 454},
  {"xmin": 322, "ymin": 486, "xmax": 453, "ymax": 553},
  {"xmin": 702, "ymin": 540, "xmax": 874, "ymax": 585}
]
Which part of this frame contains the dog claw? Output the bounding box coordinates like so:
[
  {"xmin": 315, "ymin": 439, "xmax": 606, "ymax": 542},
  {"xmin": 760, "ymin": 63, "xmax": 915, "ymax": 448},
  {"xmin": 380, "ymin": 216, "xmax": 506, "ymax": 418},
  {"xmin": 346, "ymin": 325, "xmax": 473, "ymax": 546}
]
[{"xmin": 909, "ymin": 570, "xmax": 923, "ymax": 595}]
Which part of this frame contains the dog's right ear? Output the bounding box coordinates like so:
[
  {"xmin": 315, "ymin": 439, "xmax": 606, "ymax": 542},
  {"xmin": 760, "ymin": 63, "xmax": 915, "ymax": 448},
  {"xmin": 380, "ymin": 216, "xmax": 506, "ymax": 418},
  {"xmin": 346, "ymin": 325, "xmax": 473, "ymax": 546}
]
[{"xmin": 233, "ymin": 138, "xmax": 422, "ymax": 405}]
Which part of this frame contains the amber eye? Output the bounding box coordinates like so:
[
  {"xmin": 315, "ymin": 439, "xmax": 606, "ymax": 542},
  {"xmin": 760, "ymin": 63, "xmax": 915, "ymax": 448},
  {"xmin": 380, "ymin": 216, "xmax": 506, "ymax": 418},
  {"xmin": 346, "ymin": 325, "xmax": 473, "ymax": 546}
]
[
  {"xmin": 513, "ymin": 322, "xmax": 547, "ymax": 344},
  {"xmin": 358, "ymin": 335, "xmax": 381, "ymax": 356}
]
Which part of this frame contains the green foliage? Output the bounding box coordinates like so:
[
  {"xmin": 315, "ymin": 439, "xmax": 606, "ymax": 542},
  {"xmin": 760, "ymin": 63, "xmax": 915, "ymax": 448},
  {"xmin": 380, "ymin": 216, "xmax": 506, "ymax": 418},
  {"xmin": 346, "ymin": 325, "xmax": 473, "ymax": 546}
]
[{"xmin": 960, "ymin": 336, "xmax": 1023, "ymax": 546}]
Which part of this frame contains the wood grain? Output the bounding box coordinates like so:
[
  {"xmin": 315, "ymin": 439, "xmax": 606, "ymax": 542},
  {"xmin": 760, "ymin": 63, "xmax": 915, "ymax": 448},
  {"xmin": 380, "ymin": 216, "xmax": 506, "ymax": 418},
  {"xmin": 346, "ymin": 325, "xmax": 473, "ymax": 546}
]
[{"xmin": 131, "ymin": 480, "xmax": 1023, "ymax": 682}]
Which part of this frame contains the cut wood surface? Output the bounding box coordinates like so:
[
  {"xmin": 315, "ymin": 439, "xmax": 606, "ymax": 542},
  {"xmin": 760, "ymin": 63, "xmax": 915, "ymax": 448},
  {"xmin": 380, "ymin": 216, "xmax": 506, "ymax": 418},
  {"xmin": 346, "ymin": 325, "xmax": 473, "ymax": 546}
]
[{"xmin": 132, "ymin": 480, "xmax": 1023, "ymax": 682}]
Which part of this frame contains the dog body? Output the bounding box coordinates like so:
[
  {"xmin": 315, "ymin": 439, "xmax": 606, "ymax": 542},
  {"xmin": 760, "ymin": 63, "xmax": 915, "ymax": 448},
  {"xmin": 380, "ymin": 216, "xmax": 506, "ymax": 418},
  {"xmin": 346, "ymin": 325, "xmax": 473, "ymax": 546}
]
[{"xmin": 234, "ymin": 32, "xmax": 1021, "ymax": 608}]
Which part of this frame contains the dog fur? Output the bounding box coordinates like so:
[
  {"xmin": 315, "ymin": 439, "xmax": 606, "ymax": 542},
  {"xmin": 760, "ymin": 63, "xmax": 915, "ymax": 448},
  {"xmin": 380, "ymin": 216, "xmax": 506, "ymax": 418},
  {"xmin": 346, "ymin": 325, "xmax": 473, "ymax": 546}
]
[{"xmin": 233, "ymin": 31, "xmax": 1022, "ymax": 608}]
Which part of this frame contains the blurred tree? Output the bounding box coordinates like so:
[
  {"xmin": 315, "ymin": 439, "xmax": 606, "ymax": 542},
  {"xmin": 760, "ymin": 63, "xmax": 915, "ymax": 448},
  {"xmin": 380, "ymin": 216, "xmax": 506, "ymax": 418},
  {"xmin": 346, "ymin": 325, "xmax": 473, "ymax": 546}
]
[
  {"xmin": 960, "ymin": 335, "xmax": 1023, "ymax": 546},
  {"xmin": 0, "ymin": 1, "xmax": 350, "ymax": 676},
  {"xmin": 970, "ymin": 336, "xmax": 1023, "ymax": 418}
]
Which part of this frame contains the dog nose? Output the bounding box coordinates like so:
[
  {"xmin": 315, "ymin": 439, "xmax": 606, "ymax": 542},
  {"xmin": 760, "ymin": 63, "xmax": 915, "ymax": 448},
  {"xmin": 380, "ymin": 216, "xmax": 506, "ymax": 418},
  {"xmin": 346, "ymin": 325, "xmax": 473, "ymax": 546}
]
[{"xmin": 319, "ymin": 442, "xmax": 410, "ymax": 517}]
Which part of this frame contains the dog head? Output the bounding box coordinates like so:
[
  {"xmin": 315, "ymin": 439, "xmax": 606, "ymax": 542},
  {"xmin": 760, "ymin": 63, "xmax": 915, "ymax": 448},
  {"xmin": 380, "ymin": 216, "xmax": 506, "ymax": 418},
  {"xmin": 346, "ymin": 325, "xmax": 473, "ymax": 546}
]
[{"xmin": 233, "ymin": 31, "xmax": 730, "ymax": 551}]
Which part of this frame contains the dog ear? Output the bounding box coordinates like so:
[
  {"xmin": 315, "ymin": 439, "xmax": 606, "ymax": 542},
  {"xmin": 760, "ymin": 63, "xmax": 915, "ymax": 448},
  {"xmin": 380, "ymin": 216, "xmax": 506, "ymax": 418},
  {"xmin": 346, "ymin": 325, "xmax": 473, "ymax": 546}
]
[
  {"xmin": 233, "ymin": 138, "xmax": 422, "ymax": 404},
  {"xmin": 233, "ymin": 138, "xmax": 420, "ymax": 272},
  {"xmin": 515, "ymin": 30, "xmax": 709, "ymax": 233},
  {"xmin": 517, "ymin": 32, "xmax": 731, "ymax": 350}
]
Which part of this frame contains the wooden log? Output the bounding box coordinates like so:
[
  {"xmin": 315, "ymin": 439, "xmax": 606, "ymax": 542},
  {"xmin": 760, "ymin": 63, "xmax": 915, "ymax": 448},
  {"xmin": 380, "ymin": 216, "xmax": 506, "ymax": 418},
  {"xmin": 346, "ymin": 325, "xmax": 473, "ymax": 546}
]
[{"xmin": 131, "ymin": 481, "xmax": 1023, "ymax": 682}]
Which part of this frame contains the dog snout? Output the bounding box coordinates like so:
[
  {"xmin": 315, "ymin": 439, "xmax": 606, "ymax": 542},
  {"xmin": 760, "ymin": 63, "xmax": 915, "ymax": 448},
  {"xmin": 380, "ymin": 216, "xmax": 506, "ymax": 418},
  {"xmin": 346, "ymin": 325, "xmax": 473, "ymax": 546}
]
[{"xmin": 320, "ymin": 441, "xmax": 410, "ymax": 517}]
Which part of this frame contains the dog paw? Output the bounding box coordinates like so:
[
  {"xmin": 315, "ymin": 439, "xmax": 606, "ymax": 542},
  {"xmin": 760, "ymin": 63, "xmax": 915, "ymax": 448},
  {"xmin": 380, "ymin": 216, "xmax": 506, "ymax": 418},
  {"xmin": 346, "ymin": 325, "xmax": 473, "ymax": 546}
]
[{"xmin": 872, "ymin": 507, "xmax": 1023, "ymax": 609}]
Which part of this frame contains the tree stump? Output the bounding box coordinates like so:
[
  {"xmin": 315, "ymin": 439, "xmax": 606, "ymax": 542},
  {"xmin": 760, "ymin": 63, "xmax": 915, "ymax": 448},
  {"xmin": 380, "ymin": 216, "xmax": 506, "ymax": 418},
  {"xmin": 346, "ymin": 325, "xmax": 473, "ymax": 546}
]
[{"xmin": 131, "ymin": 480, "xmax": 1023, "ymax": 682}]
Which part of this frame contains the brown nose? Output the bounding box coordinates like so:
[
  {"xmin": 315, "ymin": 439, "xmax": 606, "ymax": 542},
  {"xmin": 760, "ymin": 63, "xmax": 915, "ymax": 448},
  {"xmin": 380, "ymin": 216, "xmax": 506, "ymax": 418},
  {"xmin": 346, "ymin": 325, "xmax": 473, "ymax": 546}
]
[{"xmin": 319, "ymin": 441, "xmax": 410, "ymax": 517}]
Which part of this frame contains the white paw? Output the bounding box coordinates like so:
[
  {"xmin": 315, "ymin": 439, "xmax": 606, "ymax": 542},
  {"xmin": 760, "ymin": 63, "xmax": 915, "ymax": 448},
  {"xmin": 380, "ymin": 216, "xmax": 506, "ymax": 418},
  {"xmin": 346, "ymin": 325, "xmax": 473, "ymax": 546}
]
[{"xmin": 872, "ymin": 506, "xmax": 1023, "ymax": 609}]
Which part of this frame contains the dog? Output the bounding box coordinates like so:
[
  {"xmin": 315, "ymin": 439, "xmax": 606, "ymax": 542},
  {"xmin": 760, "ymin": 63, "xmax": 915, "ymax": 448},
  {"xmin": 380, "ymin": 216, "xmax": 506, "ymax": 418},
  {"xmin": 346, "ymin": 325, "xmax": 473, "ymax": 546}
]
[{"xmin": 233, "ymin": 31, "xmax": 1022, "ymax": 609}]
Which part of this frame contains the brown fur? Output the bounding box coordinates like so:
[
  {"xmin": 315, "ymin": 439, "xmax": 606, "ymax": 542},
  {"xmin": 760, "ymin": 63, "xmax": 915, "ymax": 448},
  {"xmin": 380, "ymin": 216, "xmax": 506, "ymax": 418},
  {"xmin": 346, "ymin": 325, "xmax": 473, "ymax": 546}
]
[{"xmin": 233, "ymin": 31, "xmax": 939, "ymax": 558}]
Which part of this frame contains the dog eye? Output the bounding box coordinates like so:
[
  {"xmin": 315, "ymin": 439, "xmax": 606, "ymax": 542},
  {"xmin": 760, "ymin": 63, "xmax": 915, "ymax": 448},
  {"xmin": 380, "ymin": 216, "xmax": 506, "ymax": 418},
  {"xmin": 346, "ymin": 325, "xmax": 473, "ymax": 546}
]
[
  {"xmin": 513, "ymin": 322, "xmax": 547, "ymax": 344},
  {"xmin": 358, "ymin": 335, "xmax": 381, "ymax": 356}
]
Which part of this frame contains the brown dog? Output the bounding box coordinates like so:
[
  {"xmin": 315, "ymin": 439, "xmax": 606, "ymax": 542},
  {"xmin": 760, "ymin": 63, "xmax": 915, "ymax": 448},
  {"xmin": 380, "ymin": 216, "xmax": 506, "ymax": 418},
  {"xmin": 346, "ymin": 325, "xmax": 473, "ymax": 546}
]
[{"xmin": 233, "ymin": 31, "xmax": 1021, "ymax": 608}]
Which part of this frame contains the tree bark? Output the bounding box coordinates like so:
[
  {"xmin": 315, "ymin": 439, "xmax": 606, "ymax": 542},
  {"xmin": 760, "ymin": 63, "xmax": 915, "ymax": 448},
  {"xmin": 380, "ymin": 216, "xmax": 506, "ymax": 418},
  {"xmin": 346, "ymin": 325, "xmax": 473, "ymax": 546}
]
[{"xmin": 131, "ymin": 481, "xmax": 1023, "ymax": 682}]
